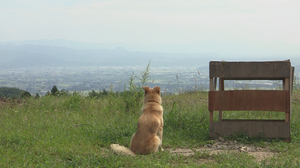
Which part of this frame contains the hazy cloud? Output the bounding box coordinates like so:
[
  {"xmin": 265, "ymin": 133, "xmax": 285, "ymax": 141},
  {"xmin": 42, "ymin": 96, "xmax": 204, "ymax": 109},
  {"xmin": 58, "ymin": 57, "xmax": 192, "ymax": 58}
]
[{"xmin": 1, "ymin": 0, "xmax": 299, "ymax": 54}]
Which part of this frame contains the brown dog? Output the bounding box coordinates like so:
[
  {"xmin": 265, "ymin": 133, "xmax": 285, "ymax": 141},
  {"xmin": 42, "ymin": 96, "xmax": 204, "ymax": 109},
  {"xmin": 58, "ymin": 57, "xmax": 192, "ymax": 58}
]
[{"xmin": 111, "ymin": 86, "xmax": 164, "ymax": 156}]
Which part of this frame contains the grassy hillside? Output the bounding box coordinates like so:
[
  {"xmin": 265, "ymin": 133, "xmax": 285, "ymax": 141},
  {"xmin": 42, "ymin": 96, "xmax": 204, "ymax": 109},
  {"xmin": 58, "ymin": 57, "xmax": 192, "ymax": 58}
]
[{"xmin": 0, "ymin": 90, "xmax": 300, "ymax": 167}]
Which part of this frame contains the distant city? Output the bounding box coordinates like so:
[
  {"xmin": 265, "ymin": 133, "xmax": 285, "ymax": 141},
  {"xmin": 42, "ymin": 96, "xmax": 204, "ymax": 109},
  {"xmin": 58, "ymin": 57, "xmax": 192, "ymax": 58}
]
[
  {"xmin": 0, "ymin": 43, "xmax": 299, "ymax": 95},
  {"xmin": 1, "ymin": 65, "xmax": 299, "ymax": 96}
]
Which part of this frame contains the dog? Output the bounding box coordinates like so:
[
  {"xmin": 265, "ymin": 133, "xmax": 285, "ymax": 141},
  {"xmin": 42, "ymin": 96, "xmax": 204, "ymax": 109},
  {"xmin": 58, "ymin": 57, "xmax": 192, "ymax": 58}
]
[{"xmin": 111, "ymin": 86, "xmax": 164, "ymax": 156}]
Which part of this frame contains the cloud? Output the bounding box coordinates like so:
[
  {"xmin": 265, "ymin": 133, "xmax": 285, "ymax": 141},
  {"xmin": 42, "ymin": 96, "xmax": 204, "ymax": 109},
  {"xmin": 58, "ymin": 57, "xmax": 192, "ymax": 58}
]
[{"xmin": 0, "ymin": 0, "xmax": 299, "ymax": 49}]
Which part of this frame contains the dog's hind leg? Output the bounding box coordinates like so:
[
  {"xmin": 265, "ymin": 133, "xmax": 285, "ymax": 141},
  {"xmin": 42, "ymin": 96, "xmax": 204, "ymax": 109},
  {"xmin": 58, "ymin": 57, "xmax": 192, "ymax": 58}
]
[
  {"xmin": 157, "ymin": 126, "xmax": 164, "ymax": 151},
  {"xmin": 143, "ymin": 135, "xmax": 161, "ymax": 154}
]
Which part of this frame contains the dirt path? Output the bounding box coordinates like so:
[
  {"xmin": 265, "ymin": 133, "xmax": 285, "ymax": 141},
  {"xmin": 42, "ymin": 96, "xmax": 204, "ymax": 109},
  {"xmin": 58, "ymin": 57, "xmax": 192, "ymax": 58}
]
[{"xmin": 166, "ymin": 137, "xmax": 275, "ymax": 162}]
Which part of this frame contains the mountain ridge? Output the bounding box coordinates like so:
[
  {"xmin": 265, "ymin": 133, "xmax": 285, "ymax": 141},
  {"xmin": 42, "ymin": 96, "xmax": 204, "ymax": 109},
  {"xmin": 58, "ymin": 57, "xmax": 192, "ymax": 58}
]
[
  {"xmin": 1, "ymin": 39, "xmax": 300, "ymax": 56},
  {"xmin": 0, "ymin": 43, "xmax": 299, "ymax": 72},
  {"xmin": 0, "ymin": 44, "xmax": 222, "ymax": 68}
]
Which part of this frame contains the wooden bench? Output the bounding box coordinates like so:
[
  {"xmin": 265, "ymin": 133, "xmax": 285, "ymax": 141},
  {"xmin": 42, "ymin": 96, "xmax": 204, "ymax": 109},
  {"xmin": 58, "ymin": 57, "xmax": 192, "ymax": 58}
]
[{"xmin": 208, "ymin": 60, "xmax": 294, "ymax": 141}]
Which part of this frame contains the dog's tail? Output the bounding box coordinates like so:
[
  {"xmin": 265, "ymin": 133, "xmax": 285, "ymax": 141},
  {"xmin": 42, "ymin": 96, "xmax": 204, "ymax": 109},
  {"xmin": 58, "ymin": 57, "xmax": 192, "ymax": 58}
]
[{"xmin": 110, "ymin": 144, "xmax": 136, "ymax": 156}]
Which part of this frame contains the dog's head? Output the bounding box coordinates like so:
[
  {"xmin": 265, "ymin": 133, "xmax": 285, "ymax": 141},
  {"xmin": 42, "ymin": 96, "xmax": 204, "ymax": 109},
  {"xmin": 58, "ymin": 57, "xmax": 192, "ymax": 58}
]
[{"xmin": 142, "ymin": 86, "xmax": 162, "ymax": 104}]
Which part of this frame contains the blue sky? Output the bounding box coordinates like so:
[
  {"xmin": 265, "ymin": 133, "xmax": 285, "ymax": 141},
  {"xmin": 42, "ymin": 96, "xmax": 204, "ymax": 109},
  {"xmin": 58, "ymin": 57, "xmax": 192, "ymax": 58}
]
[{"xmin": 1, "ymin": 0, "xmax": 300, "ymax": 55}]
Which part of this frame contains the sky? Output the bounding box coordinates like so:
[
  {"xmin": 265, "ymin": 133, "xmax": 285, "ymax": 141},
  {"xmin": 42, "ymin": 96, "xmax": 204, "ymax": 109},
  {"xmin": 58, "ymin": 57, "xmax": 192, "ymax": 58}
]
[{"xmin": 1, "ymin": 0, "xmax": 300, "ymax": 55}]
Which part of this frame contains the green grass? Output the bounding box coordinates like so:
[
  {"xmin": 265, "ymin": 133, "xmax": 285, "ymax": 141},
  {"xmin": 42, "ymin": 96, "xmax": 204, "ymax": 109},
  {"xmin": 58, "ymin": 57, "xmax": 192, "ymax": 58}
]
[{"xmin": 1, "ymin": 90, "xmax": 300, "ymax": 167}]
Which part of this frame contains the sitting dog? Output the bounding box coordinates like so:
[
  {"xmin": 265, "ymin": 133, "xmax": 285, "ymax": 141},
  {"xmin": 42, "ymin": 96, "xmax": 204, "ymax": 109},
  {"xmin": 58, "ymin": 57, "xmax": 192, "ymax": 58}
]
[{"xmin": 111, "ymin": 86, "xmax": 164, "ymax": 156}]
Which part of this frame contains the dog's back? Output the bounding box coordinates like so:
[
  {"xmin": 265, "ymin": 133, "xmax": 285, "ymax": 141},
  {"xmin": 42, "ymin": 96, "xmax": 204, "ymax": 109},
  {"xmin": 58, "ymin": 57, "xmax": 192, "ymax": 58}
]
[
  {"xmin": 110, "ymin": 86, "xmax": 163, "ymax": 156},
  {"xmin": 130, "ymin": 86, "xmax": 163, "ymax": 155}
]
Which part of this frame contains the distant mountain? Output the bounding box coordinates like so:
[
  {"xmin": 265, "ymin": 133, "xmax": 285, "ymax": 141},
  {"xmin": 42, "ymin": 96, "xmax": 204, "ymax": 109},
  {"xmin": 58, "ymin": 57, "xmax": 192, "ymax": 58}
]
[
  {"xmin": 1, "ymin": 39, "xmax": 300, "ymax": 56},
  {"xmin": 0, "ymin": 43, "xmax": 299, "ymax": 72},
  {"xmin": 0, "ymin": 39, "xmax": 127, "ymax": 51},
  {"xmin": 0, "ymin": 44, "xmax": 224, "ymax": 68}
]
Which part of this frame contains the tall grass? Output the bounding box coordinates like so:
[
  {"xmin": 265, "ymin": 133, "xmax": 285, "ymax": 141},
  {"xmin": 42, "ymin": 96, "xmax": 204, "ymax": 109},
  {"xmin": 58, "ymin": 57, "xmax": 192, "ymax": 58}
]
[
  {"xmin": 0, "ymin": 89, "xmax": 208, "ymax": 166},
  {"xmin": 1, "ymin": 89, "xmax": 300, "ymax": 167}
]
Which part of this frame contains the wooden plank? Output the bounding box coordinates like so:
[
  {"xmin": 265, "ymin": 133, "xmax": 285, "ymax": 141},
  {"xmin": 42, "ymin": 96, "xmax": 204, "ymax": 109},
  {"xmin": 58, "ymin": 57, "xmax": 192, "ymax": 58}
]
[
  {"xmin": 219, "ymin": 78, "xmax": 224, "ymax": 122},
  {"xmin": 209, "ymin": 111, "xmax": 213, "ymax": 122},
  {"xmin": 213, "ymin": 77, "xmax": 217, "ymax": 90},
  {"xmin": 292, "ymin": 67, "xmax": 295, "ymax": 93},
  {"xmin": 219, "ymin": 78, "xmax": 224, "ymax": 91},
  {"xmin": 209, "ymin": 120, "xmax": 290, "ymax": 139},
  {"xmin": 210, "ymin": 61, "xmax": 291, "ymax": 79},
  {"xmin": 283, "ymin": 78, "xmax": 290, "ymax": 90},
  {"xmin": 283, "ymin": 76, "xmax": 291, "ymax": 122},
  {"xmin": 209, "ymin": 90, "xmax": 290, "ymax": 112},
  {"xmin": 288, "ymin": 67, "xmax": 294, "ymax": 122},
  {"xmin": 285, "ymin": 113, "xmax": 290, "ymax": 122},
  {"xmin": 209, "ymin": 78, "xmax": 214, "ymax": 91},
  {"xmin": 209, "ymin": 77, "xmax": 214, "ymax": 122}
]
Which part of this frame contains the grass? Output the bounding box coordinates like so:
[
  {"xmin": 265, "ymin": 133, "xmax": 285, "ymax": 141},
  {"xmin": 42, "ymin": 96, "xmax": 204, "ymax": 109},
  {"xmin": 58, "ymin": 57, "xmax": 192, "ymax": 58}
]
[{"xmin": 1, "ymin": 89, "xmax": 300, "ymax": 167}]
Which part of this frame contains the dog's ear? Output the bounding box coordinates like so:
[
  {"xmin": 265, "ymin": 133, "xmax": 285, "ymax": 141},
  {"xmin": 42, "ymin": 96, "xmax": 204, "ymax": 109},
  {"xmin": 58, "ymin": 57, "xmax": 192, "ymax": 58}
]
[
  {"xmin": 154, "ymin": 86, "xmax": 161, "ymax": 95},
  {"xmin": 142, "ymin": 86, "xmax": 150, "ymax": 93}
]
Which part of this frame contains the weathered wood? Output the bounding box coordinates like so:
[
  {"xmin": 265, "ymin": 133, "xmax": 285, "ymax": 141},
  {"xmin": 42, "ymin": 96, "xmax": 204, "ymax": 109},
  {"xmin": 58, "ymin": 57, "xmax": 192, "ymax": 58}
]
[
  {"xmin": 209, "ymin": 77, "xmax": 215, "ymax": 122},
  {"xmin": 208, "ymin": 60, "xmax": 293, "ymax": 140},
  {"xmin": 283, "ymin": 78, "xmax": 290, "ymax": 90},
  {"xmin": 285, "ymin": 113, "xmax": 290, "ymax": 122},
  {"xmin": 290, "ymin": 67, "xmax": 294, "ymax": 121},
  {"xmin": 209, "ymin": 111, "xmax": 213, "ymax": 122},
  {"xmin": 213, "ymin": 77, "xmax": 217, "ymax": 90},
  {"xmin": 209, "ymin": 120, "xmax": 290, "ymax": 139},
  {"xmin": 292, "ymin": 67, "xmax": 295, "ymax": 93},
  {"xmin": 283, "ymin": 76, "xmax": 291, "ymax": 122},
  {"xmin": 219, "ymin": 78, "xmax": 224, "ymax": 122},
  {"xmin": 209, "ymin": 78, "xmax": 214, "ymax": 91},
  {"xmin": 210, "ymin": 61, "xmax": 291, "ymax": 79},
  {"xmin": 219, "ymin": 78, "xmax": 224, "ymax": 91},
  {"xmin": 209, "ymin": 90, "xmax": 290, "ymax": 112}
]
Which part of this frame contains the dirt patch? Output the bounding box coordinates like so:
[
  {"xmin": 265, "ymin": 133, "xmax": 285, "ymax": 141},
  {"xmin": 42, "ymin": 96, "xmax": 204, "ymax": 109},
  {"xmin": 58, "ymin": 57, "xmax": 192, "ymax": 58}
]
[
  {"xmin": 166, "ymin": 137, "xmax": 276, "ymax": 162},
  {"xmin": 248, "ymin": 152, "xmax": 275, "ymax": 162}
]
